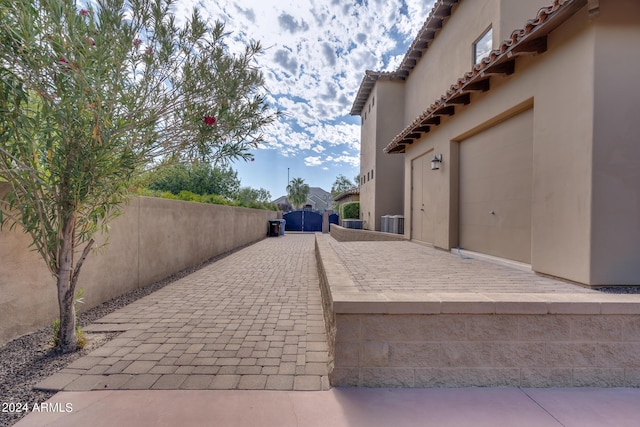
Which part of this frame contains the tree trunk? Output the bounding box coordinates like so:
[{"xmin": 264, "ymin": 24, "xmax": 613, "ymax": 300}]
[
  {"xmin": 56, "ymin": 215, "xmax": 77, "ymax": 353},
  {"xmin": 56, "ymin": 272, "xmax": 77, "ymax": 353}
]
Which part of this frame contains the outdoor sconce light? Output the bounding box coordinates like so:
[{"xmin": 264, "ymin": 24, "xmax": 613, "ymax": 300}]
[{"xmin": 431, "ymin": 154, "xmax": 443, "ymax": 170}]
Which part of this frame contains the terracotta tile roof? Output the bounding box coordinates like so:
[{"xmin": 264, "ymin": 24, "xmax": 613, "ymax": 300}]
[
  {"xmin": 383, "ymin": 0, "xmax": 588, "ymax": 154},
  {"xmin": 350, "ymin": 71, "xmax": 402, "ymax": 117},
  {"xmin": 349, "ymin": 0, "xmax": 459, "ymax": 116},
  {"xmin": 333, "ymin": 187, "xmax": 360, "ymax": 202}
]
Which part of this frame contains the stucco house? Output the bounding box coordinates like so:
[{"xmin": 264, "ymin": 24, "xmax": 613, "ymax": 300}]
[
  {"xmin": 332, "ymin": 187, "xmax": 360, "ymax": 210},
  {"xmin": 273, "ymin": 187, "xmax": 333, "ymax": 213},
  {"xmin": 350, "ymin": 0, "xmax": 640, "ymax": 287}
]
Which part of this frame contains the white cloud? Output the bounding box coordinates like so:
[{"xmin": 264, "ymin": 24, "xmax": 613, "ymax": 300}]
[
  {"xmin": 173, "ymin": 0, "xmax": 434, "ymax": 193},
  {"xmin": 304, "ymin": 156, "xmax": 323, "ymax": 166},
  {"xmin": 325, "ymin": 154, "xmax": 360, "ymax": 167}
]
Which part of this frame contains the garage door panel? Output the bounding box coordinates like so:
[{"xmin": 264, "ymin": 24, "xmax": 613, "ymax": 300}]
[
  {"xmin": 459, "ymin": 109, "xmax": 533, "ymax": 263},
  {"xmin": 463, "ymin": 228, "xmax": 531, "ymax": 262},
  {"xmin": 462, "ymin": 169, "xmax": 533, "ymax": 203},
  {"xmin": 461, "ymin": 200, "xmax": 532, "ymax": 226}
]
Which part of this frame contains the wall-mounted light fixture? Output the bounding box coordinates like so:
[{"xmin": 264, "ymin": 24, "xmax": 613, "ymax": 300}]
[{"xmin": 431, "ymin": 154, "xmax": 443, "ymax": 170}]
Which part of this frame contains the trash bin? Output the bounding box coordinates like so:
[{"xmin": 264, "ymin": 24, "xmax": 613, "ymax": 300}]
[
  {"xmin": 268, "ymin": 220, "xmax": 281, "ymax": 237},
  {"xmin": 279, "ymin": 219, "xmax": 286, "ymax": 235}
]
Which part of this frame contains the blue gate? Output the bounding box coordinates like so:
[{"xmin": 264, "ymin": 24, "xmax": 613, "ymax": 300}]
[
  {"xmin": 329, "ymin": 213, "xmax": 339, "ymax": 225},
  {"xmin": 283, "ymin": 210, "xmax": 323, "ymax": 232}
]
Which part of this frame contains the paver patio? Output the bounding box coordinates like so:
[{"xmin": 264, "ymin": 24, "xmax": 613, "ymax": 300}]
[
  {"xmin": 36, "ymin": 233, "xmax": 330, "ymax": 392},
  {"xmin": 327, "ymin": 238, "xmax": 597, "ymax": 294}
]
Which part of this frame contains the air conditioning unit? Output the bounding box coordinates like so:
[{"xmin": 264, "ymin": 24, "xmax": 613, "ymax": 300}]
[
  {"xmin": 342, "ymin": 219, "xmax": 363, "ymax": 229},
  {"xmin": 381, "ymin": 215, "xmax": 390, "ymax": 233},
  {"xmin": 389, "ymin": 215, "xmax": 404, "ymax": 234}
]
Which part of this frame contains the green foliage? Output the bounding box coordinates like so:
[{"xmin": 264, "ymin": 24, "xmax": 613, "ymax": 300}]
[
  {"xmin": 331, "ymin": 174, "xmax": 356, "ymax": 210},
  {"xmin": 138, "ymin": 164, "xmax": 275, "ymax": 209},
  {"xmin": 286, "ymin": 177, "xmax": 309, "ymax": 209},
  {"xmin": 235, "ymin": 186, "xmax": 271, "ymax": 205},
  {"xmin": 0, "ymin": 0, "xmax": 278, "ymax": 352},
  {"xmin": 139, "ymin": 188, "xmax": 277, "ymax": 211},
  {"xmin": 331, "ymin": 174, "xmax": 356, "ymax": 196},
  {"xmin": 144, "ymin": 163, "xmax": 240, "ymax": 198},
  {"xmin": 51, "ymin": 321, "xmax": 87, "ymax": 350},
  {"xmin": 341, "ymin": 201, "xmax": 360, "ymax": 219}
]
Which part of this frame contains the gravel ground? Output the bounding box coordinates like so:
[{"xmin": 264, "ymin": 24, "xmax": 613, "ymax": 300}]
[
  {"xmin": 0, "ymin": 245, "xmax": 638, "ymax": 426},
  {"xmin": 597, "ymin": 286, "xmax": 640, "ymax": 294},
  {"xmin": 0, "ymin": 244, "xmax": 253, "ymax": 427}
]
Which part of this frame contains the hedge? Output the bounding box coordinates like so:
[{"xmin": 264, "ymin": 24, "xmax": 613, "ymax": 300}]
[{"xmin": 340, "ymin": 201, "xmax": 360, "ymax": 219}]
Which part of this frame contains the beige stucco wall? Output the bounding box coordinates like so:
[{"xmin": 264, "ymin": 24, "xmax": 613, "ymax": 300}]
[
  {"xmin": 373, "ymin": 81, "xmax": 405, "ymax": 231},
  {"xmin": 359, "ymin": 80, "xmax": 405, "ymax": 231},
  {"xmin": 404, "ymin": 0, "xmax": 498, "ymax": 122},
  {"xmin": 359, "ymin": 85, "xmax": 376, "ymax": 230},
  {"xmin": 589, "ymin": 0, "xmax": 640, "ymax": 284},
  {"xmin": 497, "ymin": 0, "xmax": 553, "ymax": 42},
  {"xmin": 0, "ymin": 196, "xmax": 277, "ymax": 345},
  {"xmin": 530, "ymin": 9, "xmax": 595, "ymax": 284},
  {"xmin": 399, "ymin": 1, "xmax": 640, "ymax": 285}
]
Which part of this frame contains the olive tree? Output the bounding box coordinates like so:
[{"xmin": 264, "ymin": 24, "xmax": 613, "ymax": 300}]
[
  {"xmin": 0, "ymin": 0, "xmax": 278, "ymax": 352},
  {"xmin": 331, "ymin": 174, "xmax": 356, "ymax": 196}
]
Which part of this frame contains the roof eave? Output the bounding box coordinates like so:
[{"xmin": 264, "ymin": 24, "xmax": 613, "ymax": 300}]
[
  {"xmin": 349, "ymin": 0, "xmax": 460, "ymax": 116},
  {"xmin": 384, "ymin": 0, "xmax": 587, "ymax": 154}
]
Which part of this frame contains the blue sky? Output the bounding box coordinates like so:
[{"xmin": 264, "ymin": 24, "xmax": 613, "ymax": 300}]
[{"xmin": 175, "ymin": 0, "xmax": 435, "ymax": 200}]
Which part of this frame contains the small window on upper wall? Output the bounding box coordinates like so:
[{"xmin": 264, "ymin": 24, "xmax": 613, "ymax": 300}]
[{"xmin": 473, "ymin": 26, "xmax": 493, "ymax": 65}]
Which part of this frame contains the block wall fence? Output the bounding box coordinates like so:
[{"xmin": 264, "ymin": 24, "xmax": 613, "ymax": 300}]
[{"xmin": 0, "ymin": 196, "xmax": 277, "ymax": 345}]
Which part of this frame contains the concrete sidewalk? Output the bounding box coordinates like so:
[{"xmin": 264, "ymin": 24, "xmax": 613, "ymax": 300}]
[{"xmin": 16, "ymin": 387, "xmax": 640, "ymax": 426}]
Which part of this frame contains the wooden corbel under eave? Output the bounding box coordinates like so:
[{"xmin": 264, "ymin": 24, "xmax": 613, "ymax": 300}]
[{"xmin": 588, "ymin": 0, "xmax": 600, "ymax": 17}]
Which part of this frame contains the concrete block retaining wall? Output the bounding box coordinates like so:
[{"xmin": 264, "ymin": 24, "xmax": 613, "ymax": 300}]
[
  {"xmin": 0, "ymin": 196, "xmax": 277, "ymax": 345},
  {"xmin": 329, "ymin": 224, "xmax": 407, "ymax": 242},
  {"xmin": 315, "ymin": 234, "xmax": 640, "ymax": 387},
  {"xmin": 331, "ymin": 313, "xmax": 640, "ymax": 387}
]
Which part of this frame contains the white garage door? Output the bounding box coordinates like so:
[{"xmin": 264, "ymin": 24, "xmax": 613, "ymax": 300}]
[{"xmin": 459, "ymin": 108, "xmax": 533, "ymax": 263}]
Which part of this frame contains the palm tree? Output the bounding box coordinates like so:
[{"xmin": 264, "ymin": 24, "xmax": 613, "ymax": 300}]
[{"xmin": 286, "ymin": 177, "xmax": 310, "ymax": 210}]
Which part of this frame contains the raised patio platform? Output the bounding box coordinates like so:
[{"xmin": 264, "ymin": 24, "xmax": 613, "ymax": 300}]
[{"xmin": 315, "ymin": 234, "xmax": 640, "ymax": 388}]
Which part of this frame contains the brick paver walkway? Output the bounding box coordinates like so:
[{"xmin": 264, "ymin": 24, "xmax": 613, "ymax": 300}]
[
  {"xmin": 36, "ymin": 234, "xmax": 330, "ymax": 392},
  {"xmin": 328, "ymin": 239, "xmax": 596, "ymax": 294}
]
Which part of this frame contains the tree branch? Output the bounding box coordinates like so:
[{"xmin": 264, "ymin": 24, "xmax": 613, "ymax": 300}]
[{"xmin": 71, "ymin": 238, "xmax": 94, "ymax": 288}]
